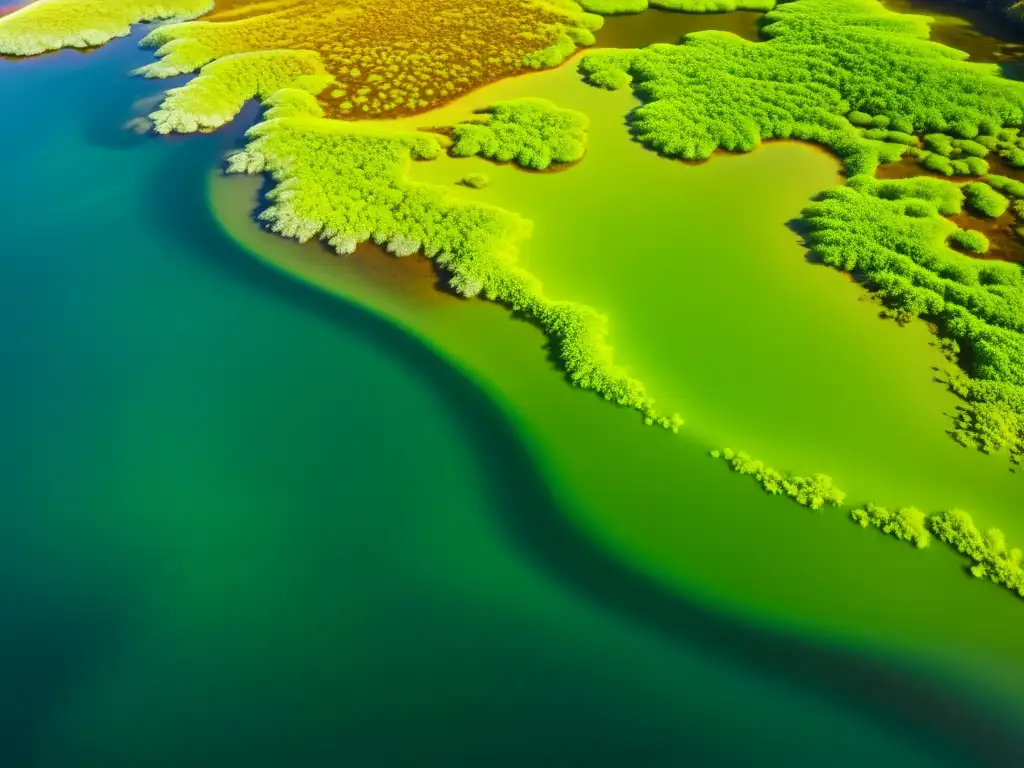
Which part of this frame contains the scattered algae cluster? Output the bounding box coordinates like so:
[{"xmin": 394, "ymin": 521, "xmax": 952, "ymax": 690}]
[
  {"xmin": 712, "ymin": 450, "xmax": 1024, "ymax": 600},
  {"xmin": 710, "ymin": 448, "xmax": 846, "ymax": 510},
  {"xmin": 803, "ymin": 176, "xmax": 1024, "ymax": 462},
  {"xmin": 449, "ymin": 98, "xmax": 589, "ymax": 170}
]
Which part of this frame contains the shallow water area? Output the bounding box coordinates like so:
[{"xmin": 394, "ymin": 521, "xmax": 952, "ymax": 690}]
[{"xmin": 593, "ymin": 7, "xmax": 763, "ymax": 48}]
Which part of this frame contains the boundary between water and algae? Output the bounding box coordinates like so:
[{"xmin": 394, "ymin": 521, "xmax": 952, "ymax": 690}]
[
  {"xmin": 712, "ymin": 448, "xmax": 1024, "ymax": 601},
  {"xmin": 3, "ymin": 0, "xmax": 1024, "ymax": 605}
]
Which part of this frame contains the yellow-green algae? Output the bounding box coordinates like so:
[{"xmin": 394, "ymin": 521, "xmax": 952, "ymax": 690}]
[
  {"xmin": 0, "ymin": 0, "xmax": 210, "ymax": 55},
  {"xmin": 133, "ymin": 0, "xmax": 604, "ymax": 119},
  {"xmin": 581, "ymin": 0, "xmax": 1024, "ymax": 460},
  {"xmin": 391, "ymin": 29, "xmax": 1024, "ymax": 610},
  {"xmin": 227, "ymin": 87, "xmax": 681, "ymax": 429},
  {"xmin": 448, "ymin": 97, "xmax": 589, "ymax": 170}
]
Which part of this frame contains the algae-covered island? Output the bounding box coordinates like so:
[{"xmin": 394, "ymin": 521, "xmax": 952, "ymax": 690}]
[{"xmin": 4, "ymin": 0, "xmax": 1024, "ymax": 763}]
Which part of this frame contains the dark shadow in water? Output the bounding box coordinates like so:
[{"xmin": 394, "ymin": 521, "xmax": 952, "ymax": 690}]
[
  {"xmin": 0, "ymin": 590, "xmax": 132, "ymax": 766},
  {"xmin": 152, "ymin": 137, "xmax": 1024, "ymax": 765}
]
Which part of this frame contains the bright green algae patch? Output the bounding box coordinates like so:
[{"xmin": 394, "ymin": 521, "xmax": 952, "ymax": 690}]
[
  {"xmin": 579, "ymin": 0, "xmax": 1024, "ymax": 174},
  {"xmin": 449, "ymin": 98, "xmax": 589, "ymax": 170},
  {"xmin": 0, "ymin": 0, "xmax": 210, "ymax": 55},
  {"xmin": 227, "ymin": 89, "xmax": 681, "ymax": 430},
  {"xmin": 580, "ymin": 0, "xmax": 1024, "ymax": 460},
  {"xmin": 852, "ymin": 504, "xmax": 932, "ymax": 549},
  {"xmin": 803, "ymin": 176, "xmax": 1024, "ymax": 460}
]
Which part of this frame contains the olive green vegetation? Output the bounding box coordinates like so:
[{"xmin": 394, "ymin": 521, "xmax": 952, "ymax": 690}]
[
  {"xmin": 579, "ymin": 0, "xmax": 1024, "ymax": 176},
  {"xmin": 931, "ymin": 509, "xmax": 1024, "ymax": 597},
  {"xmin": 149, "ymin": 51, "xmax": 331, "ymax": 134},
  {"xmin": 460, "ymin": 173, "xmax": 491, "ymax": 189},
  {"xmin": 851, "ymin": 504, "xmax": 931, "ymax": 549},
  {"xmin": 577, "ymin": 0, "xmax": 773, "ymax": 13},
  {"xmin": 226, "ymin": 87, "xmax": 681, "ymax": 431},
  {"xmin": 449, "ymin": 98, "xmax": 589, "ymax": 170},
  {"xmin": 963, "ymin": 181, "xmax": 1009, "ymax": 218},
  {"xmin": 0, "ymin": 0, "xmax": 209, "ymax": 55},
  {"xmin": 802, "ymin": 175, "xmax": 1024, "ymax": 459},
  {"xmin": 710, "ymin": 449, "xmax": 847, "ymax": 509}
]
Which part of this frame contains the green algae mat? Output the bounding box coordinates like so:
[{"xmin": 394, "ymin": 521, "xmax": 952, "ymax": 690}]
[{"xmin": 4, "ymin": 0, "xmax": 1024, "ymax": 762}]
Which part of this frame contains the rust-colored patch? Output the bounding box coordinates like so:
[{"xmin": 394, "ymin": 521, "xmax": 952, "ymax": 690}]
[
  {"xmin": 158, "ymin": 0, "xmax": 593, "ymax": 120},
  {"xmin": 950, "ymin": 209, "xmax": 1024, "ymax": 263}
]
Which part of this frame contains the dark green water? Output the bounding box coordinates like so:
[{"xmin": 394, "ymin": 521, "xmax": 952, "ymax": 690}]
[{"xmin": 0, "ymin": 28, "xmax": 1019, "ymax": 768}]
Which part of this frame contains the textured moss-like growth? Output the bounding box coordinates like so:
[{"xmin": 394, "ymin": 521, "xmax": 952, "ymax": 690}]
[
  {"xmin": 987, "ymin": 174, "xmax": 1024, "ymax": 200},
  {"xmin": 851, "ymin": 504, "xmax": 931, "ymax": 548},
  {"xmin": 711, "ymin": 448, "xmax": 846, "ymax": 509},
  {"xmin": 135, "ymin": 0, "xmax": 601, "ymax": 119},
  {"xmin": 950, "ymin": 227, "xmax": 991, "ymax": 254},
  {"xmin": 907, "ymin": 131, "xmax": 1020, "ymax": 176},
  {"xmin": 225, "ymin": 89, "xmax": 681, "ymax": 431},
  {"xmin": 149, "ymin": 50, "xmax": 330, "ymax": 134},
  {"xmin": 459, "ymin": 173, "xmax": 491, "ymax": 189},
  {"xmin": 579, "ymin": 0, "xmax": 1024, "ymax": 176},
  {"xmin": 803, "ymin": 176, "xmax": 1024, "ymax": 458},
  {"xmin": 931, "ymin": 509, "xmax": 1024, "ymax": 598},
  {"xmin": 963, "ymin": 182, "xmax": 1010, "ymax": 219},
  {"xmin": 450, "ymin": 98, "xmax": 589, "ymax": 170},
  {"xmin": 0, "ymin": 0, "xmax": 209, "ymax": 55}
]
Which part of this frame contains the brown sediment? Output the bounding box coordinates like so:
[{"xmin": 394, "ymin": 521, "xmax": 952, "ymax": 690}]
[
  {"xmin": 872, "ymin": 157, "xmax": 1024, "ymax": 263},
  {"xmin": 873, "ymin": 155, "xmax": 972, "ymax": 182},
  {"xmin": 950, "ymin": 209, "xmax": 1024, "ymax": 262},
  {"xmin": 875, "ymin": 153, "xmax": 1024, "ymax": 181},
  {"xmin": 148, "ymin": 0, "xmax": 598, "ymax": 121},
  {"xmin": 593, "ymin": 8, "xmax": 763, "ymax": 49},
  {"xmin": 225, "ymin": 172, "xmax": 463, "ymax": 306}
]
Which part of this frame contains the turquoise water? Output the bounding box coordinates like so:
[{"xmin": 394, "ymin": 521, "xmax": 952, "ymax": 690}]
[{"xmin": 1, "ymin": 30, "xmax": 1021, "ymax": 767}]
